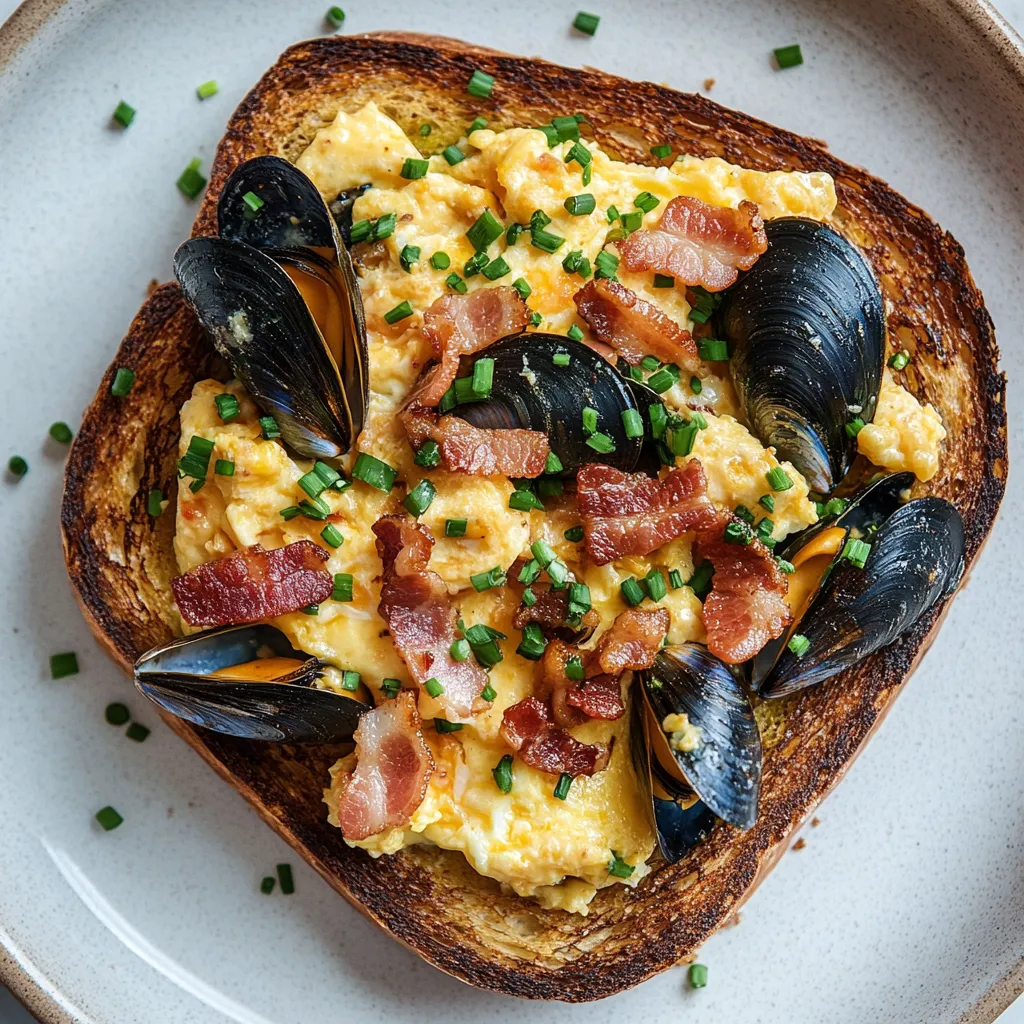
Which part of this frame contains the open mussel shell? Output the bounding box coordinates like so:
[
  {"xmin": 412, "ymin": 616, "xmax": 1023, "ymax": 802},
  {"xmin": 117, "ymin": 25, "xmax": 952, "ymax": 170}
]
[
  {"xmin": 759, "ymin": 495, "xmax": 966, "ymax": 700},
  {"xmin": 720, "ymin": 218, "xmax": 885, "ymax": 493},
  {"xmin": 454, "ymin": 333, "xmax": 656, "ymax": 473},
  {"xmin": 174, "ymin": 236, "xmax": 358, "ymax": 459},
  {"xmin": 636, "ymin": 644, "xmax": 761, "ymax": 834},
  {"xmin": 134, "ymin": 624, "xmax": 370, "ymax": 743}
]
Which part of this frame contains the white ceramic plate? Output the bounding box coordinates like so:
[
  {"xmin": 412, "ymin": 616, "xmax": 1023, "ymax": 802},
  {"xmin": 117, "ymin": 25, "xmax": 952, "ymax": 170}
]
[{"xmin": 0, "ymin": 1, "xmax": 1021, "ymax": 1022}]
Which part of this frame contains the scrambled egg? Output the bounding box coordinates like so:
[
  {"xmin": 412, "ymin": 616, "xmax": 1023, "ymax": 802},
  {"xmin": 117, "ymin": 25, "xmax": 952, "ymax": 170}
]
[{"xmin": 175, "ymin": 102, "xmax": 944, "ymax": 913}]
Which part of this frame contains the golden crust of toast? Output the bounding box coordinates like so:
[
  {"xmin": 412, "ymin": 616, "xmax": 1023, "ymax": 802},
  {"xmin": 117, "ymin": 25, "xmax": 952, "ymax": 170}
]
[{"xmin": 61, "ymin": 33, "xmax": 1007, "ymax": 1000}]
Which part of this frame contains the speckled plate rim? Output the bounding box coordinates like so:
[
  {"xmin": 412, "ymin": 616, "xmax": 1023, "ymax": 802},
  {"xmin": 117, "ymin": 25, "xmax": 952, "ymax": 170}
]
[{"xmin": 1, "ymin": 0, "xmax": 1022, "ymax": 1021}]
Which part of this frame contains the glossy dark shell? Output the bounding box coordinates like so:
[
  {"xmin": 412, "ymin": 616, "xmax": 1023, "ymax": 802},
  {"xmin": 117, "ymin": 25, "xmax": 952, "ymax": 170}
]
[
  {"xmin": 720, "ymin": 218, "xmax": 885, "ymax": 493},
  {"xmin": 174, "ymin": 236, "xmax": 356, "ymax": 459},
  {"xmin": 637, "ymin": 644, "xmax": 762, "ymax": 831},
  {"xmin": 760, "ymin": 496, "xmax": 965, "ymax": 699},
  {"xmin": 455, "ymin": 333, "xmax": 655, "ymax": 473},
  {"xmin": 134, "ymin": 624, "xmax": 370, "ymax": 743}
]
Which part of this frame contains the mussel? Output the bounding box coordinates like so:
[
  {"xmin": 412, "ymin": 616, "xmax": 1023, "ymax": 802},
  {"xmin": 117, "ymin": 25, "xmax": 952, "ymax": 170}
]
[
  {"xmin": 632, "ymin": 644, "xmax": 761, "ymax": 862},
  {"xmin": 755, "ymin": 476, "xmax": 965, "ymax": 699},
  {"xmin": 720, "ymin": 218, "xmax": 885, "ymax": 493},
  {"xmin": 174, "ymin": 157, "xmax": 368, "ymax": 459},
  {"xmin": 454, "ymin": 333, "xmax": 660, "ymax": 473},
  {"xmin": 134, "ymin": 624, "xmax": 371, "ymax": 743}
]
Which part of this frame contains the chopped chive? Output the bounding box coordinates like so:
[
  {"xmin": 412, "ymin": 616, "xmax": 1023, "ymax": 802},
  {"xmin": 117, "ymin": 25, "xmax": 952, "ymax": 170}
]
[
  {"xmin": 608, "ymin": 851, "xmax": 635, "ymax": 878},
  {"xmin": 567, "ymin": 581, "xmax": 592, "ymax": 617},
  {"xmin": 620, "ymin": 577, "xmax": 645, "ymax": 606},
  {"xmin": 595, "ymin": 250, "xmax": 619, "ymax": 279},
  {"xmin": 776, "ymin": 557, "xmax": 796, "ymax": 574},
  {"xmin": 424, "ymin": 678, "xmax": 444, "ymax": 698},
  {"xmin": 650, "ymin": 143, "xmax": 673, "ymax": 159},
  {"xmin": 888, "ymin": 350, "xmax": 911, "ymax": 371},
  {"xmin": 564, "ymin": 525, "xmax": 585, "ymax": 543},
  {"xmin": 297, "ymin": 496, "xmax": 330, "ymax": 520},
  {"xmin": 442, "ymin": 144, "xmax": 465, "ymax": 166},
  {"xmin": 698, "ymin": 338, "xmax": 729, "ymax": 362},
  {"xmin": 302, "ymin": 604, "xmax": 319, "ymax": 615},
  {"xmin": 214, "ymin": 459, "xmax": 235, "ymax": 477},
  {"xmin": 384, "ymin": 300, "xmax": 414, "ymax": 325},
  {"xmin": 842, "ymin": 537, "xmax": 872, "ymax": 569},
  {"xmin": 444, "ymin": 518, "xmax": 468, "ymax": 538},
  {"xmin": 644, "ymin": 568, "xmax": 667, "ymax": 602},
  {"xmin": 50, "ymin": 652, "xmax": 79, "ymax": 679},
  {"xmin": 419, "ymin": 122, "xmax": 432, "ymax": 137},
  {"xmin": 430, "ymin": 251, "xmax": 451, "ymax": 270},
  {"xmin": 538, "ymin": 123, "xmax": 560, "ymax": 147},
  {"xmin": 470, "ymin": 566, "xmax": 507, "ymax": 592},
  {"xmin": 352, "ymin": 452, "xmax": 397, "ymax": 492},
  {"xmin": 105, "ymin": 702, "xmax": 130, "ymax": 726},
  {"xmin": 126, "ymin": 722, "xmax": 150, "ymax": 742},
  {"xmin": 482, "ymin": 256, "xmax": 511, "ymax": 281},
  {"xmin": 619, "ymin": 210, "xmax": 642, "ymax": 234},
  {"xmin": 506, "ymin": 222, "xmax": 526, "ymax": 246},
  {"xmin": 689, "ymin": 963, "xmax": 709, "ymax": 989},
  {"xmin": 400, "ymin": 157, "xmax": 429, "ymax": 180},
  {"xmin": 734, "ymin": 504, "xmax": 755, "ymax": 524},
  {"xmin": 95, "ymin": 806, "xmax": 123, "ymax": 831},
  {"xmin": 493, "ymin": 753, "xmax": 514, "ymax": 792},
  {"xmin": 49, "ymin": 422, "xmax": 73, "ymax": 443},
  {"xmin": 337, "ymin": 670, "xmax": 360, "ymax": 692},
  {"xmin": 553, "ymin": 350, "xmax": 571, "ymax": 367},
  {"xmin": 399, "ymin": 244, "xmax": 421, "ymax": 272},
  {"xmin": 686, "ymin": 560, "xmax": 714, "ymax": 598},
  {"xmin": 565, "ymin": 141, "xmax": 592, "ymax": 168},
  {"xmin": 464, "ymin": 622, "xmax": 506, "ymax": 668},
  {"xmin": 7, "ymin": 455, "xmax": 27, "ymax": 478},
  {"xmin": 516, "ymin": 622, "xmax": 548, "ymax": 661},
  {"xmin": 553, "ymin": 773, "xmax": 573, "ymax": 800},
  {"xmin": 647, "ymin": 367, "xmax": 676, "ymax": 393},
  {"xmin": 481, "ymin": 682, "xmax": 497, "ymax": 701},
  {"xmin": 196, "ymin": 80, "xmax": 218, "ymax": 100},
  {"xmin": 562, "ymin": 250, "xmax": 583, "ymax": 274},
  {"xmin": 724, "ymin": 521, "xmax": 753, "ymax": 545},
  {"xmin": 759, "ymin": 493, "xmax": 776, "ymax": 513},
  {"xmin": 564, "ymin": 193, "xmax": 596, "ymax": 216},
  {"xmin": 649, "ymin": 404, "xmax": 668, "ymax": 439},
  {"xmin": 403, "ymin": 478, "xmax": 436, "ymax": 517},
  {"xmin": 653, "ymin": 274, "xmax": 674, "ymax": 289},
  {"xmin": 467, "ymin": 209, "xmax": 503, "ymax": 252},
  {"xmin": 582, "ymin": 407, "xmax": 599, "ymax": 434},
  {"xmin": 586, "ymin": 432, "xmax": 615, "ymax": 453},
  {"xmin": 372, "ymin": 213, "xmax": 397, "ymax": 240},
  {"xmin": 450, "ymin": 639, "xmax": 471, "ymax": 662},
  {"xmin": 530, "ymin": 226, "xmax": 565, "ymax": 253},
  {"xmin": 766, "ymin": 467, "xmax": 794, "ymax": 491},
  {"xmin": 349, "ymin": 219, "xmax": 372, "ymax": 243},
  {"xmin": 690, "ymin": 376, "xmax": 703, "ymax": 395},
  {"xmin": 332, "ymin": 573, "xmax": 353, "ymax": 602},
  {"xmin": 531, "ymin": 539, "xmax": 557, "ymax": 568},
  {"xmin": 565, "ymin": 655, "xmax": 585, "ymax": 681},
  {"xmin": 260, "ymin": 876, "xmax": 276, "ymax": 894},
  {"xmin": 511, "ymin": 277, "xmax": 532, "ymax": 302},
  {"xmin": 668, "ymin": 568, "xmax": 684, "ymax": 589},
  {"xmin": 112, "ymin": 101, "xmax": 136, "ymax": 128},
  {"xmin": 509, "ymin": 489, "xmax": 545, "ymax": 512},
  {"xmin": 468, "ymin": 116, "xmax": 488, "ymax": 134},
  {"xmin": 467, "ymin": 69, "xmax": 495, "ymax": 97},
  {"xmin": 277, "ymin": 864, "xmax": 295, "ymax": 895},
  {"xmin": 463, "ymin": 251, "xmax": 490, "ymax": 277},
  {"xmin": 325, "ymin": 5, "xmax": 345, "ymax": 27},
  {"xmin": 279, "ymin": 506, "xmax": 301, "ymax": 521},
  {"xmin": 446, "ymin": 272, "xmax": 468, "ymax": 293},
  {"xmin": 621, "ymin": 408, "xmax": 644, "ymax": 438},
  {"xmin": 414, "ymin": 440, "xmax": 441, "ymax": 469},
  {"xmin": 774, "ymin": 43, "xmax": 804, "ymax": 69},
  {"xmin": 176, "ymin": 157, "xmax": 207, "ymax": 200},
  {"xmin": 518, "ymin": 559, "xmax": 542, "ymax": 585},
  {"xmin": 756, "ymin": 517, "xmax": 775, "ymax": 544},
  {"xmin": 573, "ymin": 11, "xmax": 600, "ymax": 34},
  {"xmin": 189, "ymin": 479, "xmax": 205, "ymax": 494},
  {"xmin": 380, "ymin": 678, "xmax": 401, "ymax": 699},
  {"xmin": 240, "ymin": 192, "xmax": 264, "ymax": 217},
  {"xmin": 788, "ymin": 633, "xmax": 811, "ymax": 657},
  {"xmin": 540, "ymin": 454, "xmax": 562, "ymax": 479},
  {"xmin": 320, "ymin": 523, "xmax": 344, "ymax": 548},
  {"xmin": 434, "ymin": 718, "xmax": 463, "ymax": 734},
  {"xmin": 634, "ymin": 191, "xmax": 660, "ymax": 214},
  {"xmin": 845, "ymin": 417, "xmax": 865, "ymax": 438},
  {"xmin": 567, "ymin": 324, "xmax": 584, "ymax": 343},
  {"xmin": 640, "ymin": 355, "xmax": 661, "ymax": 372},
  {"xmin": 111, "ymin": 367, "xmax": 136, "ymax": 397},
  {"xmin": 146, "ymin": 489, "xmax": 165, "ymax": 517}
]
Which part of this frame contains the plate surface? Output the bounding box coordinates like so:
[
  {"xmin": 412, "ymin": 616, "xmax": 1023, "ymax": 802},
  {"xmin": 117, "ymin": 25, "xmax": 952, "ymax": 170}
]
[{"xmin": 0, "ymin": 1, "xmax": 1021, "ymax": 1022}]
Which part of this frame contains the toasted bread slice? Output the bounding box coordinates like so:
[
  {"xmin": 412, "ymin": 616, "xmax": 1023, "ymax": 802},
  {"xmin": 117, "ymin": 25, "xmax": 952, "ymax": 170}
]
[{"xmin": 61, "ymin": 33, "xmax": 1006, "ymax": 1000}]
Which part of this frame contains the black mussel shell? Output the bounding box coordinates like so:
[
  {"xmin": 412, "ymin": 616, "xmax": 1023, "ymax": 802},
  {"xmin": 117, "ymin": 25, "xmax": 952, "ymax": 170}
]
[
  {"xmin": 637, "ymin": 644, "xmax": 762, "ymax": 831},
  {"xmin": 454, "ymin": 333, "xmax": 652, "ymax": 473},
  {"xmin": 760, "ymin": 495, "xmax": 965, "ymax": 699},
  {"xmin": 330, "ymin": 183, "xmax": 372, "ymax": 245},
  {"xmin": 134, "ymin": 624, "xmax": 370, "ymax": 743},
  {"xmin": 174, "ymin": 236, "xmax": 356, "ymax": 459},
  {"xmin": 720, "ymin": 218, "xmax": 885, "ymax": 493},
  {"xmin": 750, "ymin": 471, "xmax": 915, "ymax": 688}
]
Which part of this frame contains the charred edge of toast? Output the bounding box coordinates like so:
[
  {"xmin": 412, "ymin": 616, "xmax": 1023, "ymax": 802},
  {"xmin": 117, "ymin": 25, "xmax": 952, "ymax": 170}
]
[{"xmin": 59, "ymin": 33, "xmax": 1007, "ymax": 1001}]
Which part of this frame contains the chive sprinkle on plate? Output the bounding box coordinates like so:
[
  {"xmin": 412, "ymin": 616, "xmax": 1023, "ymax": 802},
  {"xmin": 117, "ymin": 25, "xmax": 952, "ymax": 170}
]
[{"xmin": 774, "ymin": 43, "xmax": 804, "ymax": 69}]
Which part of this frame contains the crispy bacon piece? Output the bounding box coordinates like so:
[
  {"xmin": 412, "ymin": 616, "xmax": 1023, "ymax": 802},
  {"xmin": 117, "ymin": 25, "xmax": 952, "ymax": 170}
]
[
  {"xmin": 336, "ymin": 692, "xmax": 434, "ymax": 841},
  {"xmin": 373, "ymin": 515, "xmax": 488, "ymax": 719},
  {"xmin": 407, "ymin": 287, "xmax": 530, "ymax": 407},
  {"xmin": 431, "ymin": 415, "xmax": 550, "ymax": 477},
  {"xmin": 618, "ymin": 196, "xmax": 768, "ymax": 292},
  {"xmin": 574, "ymin": 279, "xmax": 699, "ymax": 370},
  {"xmin": 566, "ymin": 674, "xmax": 625, "ymax": 720},
  {"xmin": 587, "ymin": 608, "xmax": 670, "ymax": 677},
  {"xmin": 696, "ymin": 516, "xmax": 791, "ymax": 663},
  {"xmin": 171, "ymin": 541, "xmax": 332, "ymax": 627},
  {"xmin": 576, "ymin": 460, "xmax": 718, "ymax": 566},
  {"xmin": 512, "ymin": 588, "xmax": 600, "ymax": 637},
  {"xmin": 500, "ymin": 697, "xmax": 609, "ymax": 777}
]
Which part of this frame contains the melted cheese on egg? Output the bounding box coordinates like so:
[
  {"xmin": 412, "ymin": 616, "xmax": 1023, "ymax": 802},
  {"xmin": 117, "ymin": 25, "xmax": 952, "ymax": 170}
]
[{"xmin": 173, "ymin": 103, "xmax": 939, "ymax": 913}]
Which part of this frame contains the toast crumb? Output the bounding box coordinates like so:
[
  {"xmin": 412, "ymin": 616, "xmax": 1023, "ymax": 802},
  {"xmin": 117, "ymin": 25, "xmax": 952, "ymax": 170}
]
[
  {"xmin": 793, "ymin": 837, "xmax": 807, "ymax": 851},
  {"xmin": 703, "ymin": 78, "xmax": 716, "ymax": 91},
  {"xmin": 722, "ymin": 911, "xmax": 743, "ymax": 928},
  {"xmin": 811, "ymin": 816, "xmax": 821, "ymax": 827},
  {"xmin": 146, "ymin": 278, "xmax": 160, "ymax": 296}
]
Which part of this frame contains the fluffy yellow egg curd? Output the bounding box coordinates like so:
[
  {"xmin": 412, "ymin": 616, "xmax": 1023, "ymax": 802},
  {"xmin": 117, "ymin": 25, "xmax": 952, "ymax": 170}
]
[{"xmin": 173, "ymin": 103, "xmax": 944, "ymax": 913}]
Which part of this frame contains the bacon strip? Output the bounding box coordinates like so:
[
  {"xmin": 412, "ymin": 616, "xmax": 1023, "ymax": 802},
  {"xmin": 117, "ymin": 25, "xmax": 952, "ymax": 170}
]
[
  {"xmin": 372, "ymin": 515, "xmax": 488, "ymax": 719},
  {"xmin": 513, "ymin": 588, "xmax": 600, "ymax": 638},
  {"xmin": 500, "ymin": 697, "xmax": 610, "ymax": 778},
  {"xmin": 336, "ymin": 692, "xmax": 434, "ymax": 841},
  {"xmin": 566, "ymin": 675, "xmax": 625, "ymax": 720},
  {"xmin": 574, "ymin": 279, "xmax": 699, "ymax": 370},
  {"xmin": 576, "ymin": 460, "xmax": 718, "ymax": 566},
  {"xmin": 407, "ymin": 287, "xmax": 530, "ymax": 407},
  {"xmin": 618, "ymin": 196, "xmax": 768, "ymax": 292},
  {"xmin": 587, "ymin": 608, "xmax": 670, "ymax": 677},
  {"xmin": 171, "ymin": 541, "xmax": 333, "ymax": 627},
  {"xmin": 695, "ymin": 516, "xmax": 791, "ymax": 663}
]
